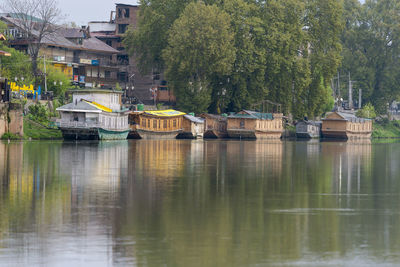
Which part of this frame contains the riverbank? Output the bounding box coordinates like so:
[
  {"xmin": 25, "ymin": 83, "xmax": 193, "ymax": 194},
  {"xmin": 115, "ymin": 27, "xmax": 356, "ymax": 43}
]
[
  {"xmin": 1, "ymin": 118, "xmax": 62, "ymax": 140},
  {"xmin": 372, "ymin": 121, "xmax": 400, "ymax": 138}
]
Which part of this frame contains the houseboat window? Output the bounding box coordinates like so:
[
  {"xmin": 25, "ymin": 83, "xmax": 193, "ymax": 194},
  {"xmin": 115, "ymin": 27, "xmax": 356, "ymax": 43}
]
[
  {"xmin": 164, "ymin": 120, "xmax": 167, "ymax": 128},
  {"xmin": 240, "ymin": 120, "xmax": 245, "ymax": 129},
  {"xmin": 168, "ymin": 120, "xmax": 170, "ymax": 128},
  {"xmin": 142, "ymin": 119, "xmax": 146, "ymax": 127},
  {"xmin": 153, "ymin": 120, "xmax": 157, "ymax": 129},
  {"xmin": 173, "ymin": 120, "xmax": 177, "ymax": 127}
]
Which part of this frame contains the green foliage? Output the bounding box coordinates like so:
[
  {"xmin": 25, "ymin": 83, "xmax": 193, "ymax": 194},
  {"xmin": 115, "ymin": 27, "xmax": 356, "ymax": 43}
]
[
  {"xmin": 28, "ymin": 103, "xmax": 49, "ymax": 124},
  {"xmin": 38, "ymin": 63, "xmax": 70, "ymax": 97},
  {"xmin": 340, "ymin": 0, "xmax": 400, "ymax": 114},
  {"xmin": 126, "ymin": 0, "xmax": 344, "ymax": 117},
  {"xmin": 115, "ymin": 83, "xmax": 122, "ymax": 91},
  {"xmin": 356, "ymin": 103, "xmax": 377, "ymax": 119},
  {"xmin": 23, "ymin": 118, "xmax": 62, "ymax": 140},
  {"xmin": 0, "ymin": 43, "xmax": 33, "ymax": 84},
  {"xmin": 1, "ymin": 132, "xmax": 22, "ymax": 140},
  {"xmin": 162, "ymin": 2, "xmax": 235, "ymax": 113},
  {"xmin": 372, "ymin": 121, "xmax": 400, "ymax": 138}
]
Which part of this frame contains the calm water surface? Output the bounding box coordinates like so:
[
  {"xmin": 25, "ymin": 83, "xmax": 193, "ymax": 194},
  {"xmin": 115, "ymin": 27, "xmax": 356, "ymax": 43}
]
[{"xmin": 0, "ymin": 139, "xmax": 400, "ymax": 266}]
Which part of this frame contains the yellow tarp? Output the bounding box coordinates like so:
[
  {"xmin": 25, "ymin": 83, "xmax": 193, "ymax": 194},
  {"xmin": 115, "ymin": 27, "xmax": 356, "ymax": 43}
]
[
  {"xmin": 83, "ymin": 100, "xmax": 112, "ymax": 112},
  {"xmin": 144, "ymin": 109, "xmax": 185, "ymax": 117}
]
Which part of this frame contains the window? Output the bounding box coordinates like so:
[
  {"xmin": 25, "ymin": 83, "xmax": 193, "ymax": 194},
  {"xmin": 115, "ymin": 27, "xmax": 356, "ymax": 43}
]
[
  {"xmin": 148, "ymin": 119, "xmax": 150, "ymax": 128},
  {"xmin": 240, "ymin": 120, "xmax": 245, "ymax": 129},
  {"xmin": 105, "ymin": 71, "xmax": 111, "ymax": 79},
  {"xmin": 118, "ymin": 8, "xmax": 130, "ymax": 18},
  {"xmin": 142, "ymin": 119, "xmax": 146, "ymax": 127},
  {"xmin": 163, "ymin": 119, "xmax": 167, "ymax": 129},
  {"xmin": 118, "ymin": 24, "xmax": 128, "ymax": 34},
  {"xmin": 173, "ymin": 120, "xmax": 177, "ymax": 127},
  {"xmin": 153, "ymin": 120, "xmax": 157, "ymax": 129}
]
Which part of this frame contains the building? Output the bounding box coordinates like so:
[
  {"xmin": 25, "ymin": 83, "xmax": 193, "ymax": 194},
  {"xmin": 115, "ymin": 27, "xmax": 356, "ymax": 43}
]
[
  {"xmin": 89, "ymin": 3, "xmax": 164, "ymax": 104},
  {"xmin": 227, "ymin": 110, "xmax": 284, "ymax": 139},
  {"xmin": 1, "ymin": 15, "xmax": 119, "ymax": 88},
  {"xmin": 56, "ymin": 89, "xmax": 130, "ymax": 140},
  {"xmin": 321, "ymin": 111, "xmax": 372, "ymax": 139}
]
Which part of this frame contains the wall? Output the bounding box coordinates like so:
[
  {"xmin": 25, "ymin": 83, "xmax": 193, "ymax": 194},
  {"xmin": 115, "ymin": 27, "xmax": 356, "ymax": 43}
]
[
  {"xmin": 73, "ymin": 92, "xmax": 122, "ymax": 111},
  {"xmin": 0, "ymin": 103, "xmax": 24, "ymax": 137}
]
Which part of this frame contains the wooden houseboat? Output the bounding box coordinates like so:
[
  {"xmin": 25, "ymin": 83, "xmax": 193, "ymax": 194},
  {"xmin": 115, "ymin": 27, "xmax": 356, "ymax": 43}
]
[
  {"xmin": 201, "ymin": 114, "xmax": 228, "ymax": 138},
  {"xmin": 296, "ymin": 120, "xmax": 322, "ymax": 139},
  {"xmin": 227, "ymin": 110, "xmax": 284, "ymax": 139},
  {"xmin": 56, "ymin": 89, "xmax": 130, "ymax": 140},
  {"xmin": 128, "ymin": 109, "xmax": 185, "ymax": 139},
  {"xmin": 176, "ymin": 114, "xmax": 205, "ymax": 139},
  {"xmin": 321, "ymin": 111, "xmax": 372, "ymax": 139}
]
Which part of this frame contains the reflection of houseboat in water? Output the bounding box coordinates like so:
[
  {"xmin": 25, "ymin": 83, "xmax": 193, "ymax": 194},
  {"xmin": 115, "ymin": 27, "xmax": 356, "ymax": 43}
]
[
  {"xmin": 56, "ymin": 89, "xmax": 130, "ymax": 140},
  {"xmin": 128, "ymin": 109, "xmax": 186, "ymax": 139},
  {"xmin": 296, "ymin": 120, "xmax": 322, "ymax": 139},
  {"xmin": 201, "ymin": 114, "xmax": 228, "ymax": 139},
  {"xmin": 322, "ymin": 112, "xmax": 372, "ymax": 139},
  {"xmin": 227, "ymin": 110, "xmax": 284, "ymax": 139}
]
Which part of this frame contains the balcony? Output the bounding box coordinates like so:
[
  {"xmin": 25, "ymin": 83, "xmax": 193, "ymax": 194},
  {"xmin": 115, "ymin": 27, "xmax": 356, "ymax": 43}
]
[{"xmin": 57, "ymin": 120, "xmax": 101, "ymax": 129}]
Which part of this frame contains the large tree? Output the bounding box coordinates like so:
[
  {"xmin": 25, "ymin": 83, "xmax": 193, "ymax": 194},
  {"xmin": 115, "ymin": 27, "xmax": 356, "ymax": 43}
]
[
  {"xmin": 1, "ymin": 0, "xmax": 61, "ymax": 86},
  {"xmin": 340, "ymin": 0, "xmax": 400, "ymax": 113},
  {"xmin": 162, "ymin": 2, "xmax": 235, "ymax": 113}
]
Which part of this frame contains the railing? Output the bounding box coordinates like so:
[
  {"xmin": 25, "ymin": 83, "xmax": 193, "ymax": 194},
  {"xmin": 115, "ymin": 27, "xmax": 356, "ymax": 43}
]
[{"xmin": 57, "ymin": 120, "xmax": 101, "ymax": 128}]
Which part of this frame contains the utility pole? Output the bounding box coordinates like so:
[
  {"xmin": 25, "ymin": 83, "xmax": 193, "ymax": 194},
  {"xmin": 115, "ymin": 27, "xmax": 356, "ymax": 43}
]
[
  {"xmin": 348, "ymin": 72, "xmax": 353, "ymax": 110},
  {"xmin": 358, "ymin": 89, "xmax": 362, "ymax": 109},
  {"xmin": 44, "ymin": 55, "xmax": 47, "ymax": 94}
]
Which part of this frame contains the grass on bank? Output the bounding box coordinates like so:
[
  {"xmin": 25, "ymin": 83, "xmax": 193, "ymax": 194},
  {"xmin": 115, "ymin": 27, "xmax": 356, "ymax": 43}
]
[
  {"xmin": 372, "ymin": 120, "xmax": 400, "ymax": 138},
  {"xmin": 23, "ymin": 118, "xmax": 62, "ymax": 140}
]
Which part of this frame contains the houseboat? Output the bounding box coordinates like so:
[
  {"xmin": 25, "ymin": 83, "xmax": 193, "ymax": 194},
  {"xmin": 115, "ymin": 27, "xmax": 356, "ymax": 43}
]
[
  {"xmin": 321, "ymin": 111, "xmax": 372, "ymax": 139},
  {"xmin": 227, "ymin": 110, "xmax": 284, "ymax": 139},
  {"xmin": 128, "ymin": 109, "xmax": 185, "ymax": 139},
  {"xmin": 56, "ymin": 89, "xmax": 130, "ymax": 140},
  {"xmin": 176, "ymin": 114, "xmax": 205, "ymax": 139},
  {"xmin": 296, "ymin": 120, "xmax": 322, "ymax": 139},
  {"xmin": 201, "ymin": 114, "xmax": 228, "ymax": 138}
]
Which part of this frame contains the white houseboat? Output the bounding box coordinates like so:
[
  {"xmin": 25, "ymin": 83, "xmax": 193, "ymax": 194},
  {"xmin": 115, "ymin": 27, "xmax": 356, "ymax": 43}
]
[{"xmin": 56, "ymin": 89, "xmax": 130, "ymax": 140}]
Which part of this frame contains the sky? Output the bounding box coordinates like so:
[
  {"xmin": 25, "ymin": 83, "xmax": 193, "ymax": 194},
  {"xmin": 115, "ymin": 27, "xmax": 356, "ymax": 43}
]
[{"xmin": 58, "ymin": 0, "xmax": 138, "ymax": 26}]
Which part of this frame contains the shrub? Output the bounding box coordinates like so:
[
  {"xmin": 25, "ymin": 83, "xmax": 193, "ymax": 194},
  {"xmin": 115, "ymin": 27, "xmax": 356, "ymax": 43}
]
[{"xmin": 356, "ymin": 103, "xmax": 377, "ymax": 119}]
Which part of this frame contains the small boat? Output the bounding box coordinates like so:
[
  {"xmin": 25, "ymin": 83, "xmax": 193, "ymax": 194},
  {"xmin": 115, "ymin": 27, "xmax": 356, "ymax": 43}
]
[{"xmin": 296, "ymin": 120, "xmax": 321, "ymax": 139}]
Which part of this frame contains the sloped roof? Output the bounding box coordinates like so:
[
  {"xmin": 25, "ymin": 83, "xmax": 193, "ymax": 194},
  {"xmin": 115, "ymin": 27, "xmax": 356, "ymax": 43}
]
[
  {"xmin": 229, "ymin": 110, "xmax": 273, "ymax": 120},
  {"xmin": 82, "ymin": 37, "xmax": 119, "ymax": 53},
  {"xmin": 2, "ymin": 16, "xmax": 118, "ymax": 53},
  {"xmin": 184, "ymin": 114, "xmax": 204, "ymax": 124},
  {"xmin": 56, "ymin": 101, "xmax": 102, "ymax": 113},
  {"xmin": 324, "ymin": 111, "xmax": 369, "ymax": 123}
]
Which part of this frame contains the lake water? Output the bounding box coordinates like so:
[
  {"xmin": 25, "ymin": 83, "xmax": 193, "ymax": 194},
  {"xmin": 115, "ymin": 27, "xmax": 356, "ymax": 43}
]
[{"xmin": 0, "ymin": 139, "xmax": 400, "ymax": 266}]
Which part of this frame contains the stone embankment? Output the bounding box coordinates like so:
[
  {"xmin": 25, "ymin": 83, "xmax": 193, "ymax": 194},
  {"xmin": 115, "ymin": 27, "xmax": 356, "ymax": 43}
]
[{"xmin": 0, "ymin": 103, "xmax": 23, "ymax": 138}]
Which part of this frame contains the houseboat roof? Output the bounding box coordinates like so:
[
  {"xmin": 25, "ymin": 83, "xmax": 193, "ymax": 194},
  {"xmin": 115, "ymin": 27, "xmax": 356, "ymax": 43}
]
[
  {"xmin": 143, "ymin": 109, "xmax": 186, "ymax": 117},
  {"xmin": 184, "ymin": 114, "xmax": 204, "ymax": 124},
  {"xmin": 323, "ymin": 111, "xmax": 370, "ymax": 123},
  {"xmin": 69, "ymin": 89, "xmax": 124, "ymax": 94},
  {"xmin": 297, "ymin": 120, "xmax": 322, "ymax": 126},
  {"xmin": 56, "ymin": 100, "xmax": 103, "ymax": 113},
  {"xmin": 229, "ymin": 110, "xmax": 274, "ymax": 120},
  {"xmin": 200, "ymin": 114, "xmax": 227, "ymax": 121}
]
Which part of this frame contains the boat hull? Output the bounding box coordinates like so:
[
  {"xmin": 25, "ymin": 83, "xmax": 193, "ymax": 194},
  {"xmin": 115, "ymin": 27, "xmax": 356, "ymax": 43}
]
[
  {"xmin": 131, "ymin": 128, "xmax": 181, "ymax": 139},
  {"xmin": 60, "ymin": 127, "xmax": 99, "ymax": 140},
  {"xmin": 98, "ymin": 128, "xmax": 130, "ymax": 140},
  {"xmin": 203, "ymin": 130, "xmax": 228, "ymax": 139}
]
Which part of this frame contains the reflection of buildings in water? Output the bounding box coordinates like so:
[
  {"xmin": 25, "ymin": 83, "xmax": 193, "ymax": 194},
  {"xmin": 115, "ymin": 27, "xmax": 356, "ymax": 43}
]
[
  {"xmin": 321, "ymin": 140, "xmax": 372, "ymax": 194},
  {"xmin": 224, "ymin": 140, "xmax": 284, "ymax": 177},
  {"xmin": 130, "ymin": 140, "xmax": 191, "ymax": 180},
  {"xmin": 59, "ymin": 141, "xmax": 128, "ymax": 202}
]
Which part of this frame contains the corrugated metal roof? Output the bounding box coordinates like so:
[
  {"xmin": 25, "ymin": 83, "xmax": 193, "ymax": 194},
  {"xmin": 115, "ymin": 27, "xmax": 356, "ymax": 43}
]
[
  {"xmin": 144, "ymin": 109, "xmax": 185, "ymax": 117},
  {"xmin": 229, "ymin": 110, "xmax": 273, "ymax": 120},
  {"xmin": 184, "ymin": 114, "xmax": 204, "ymax": 123}
]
